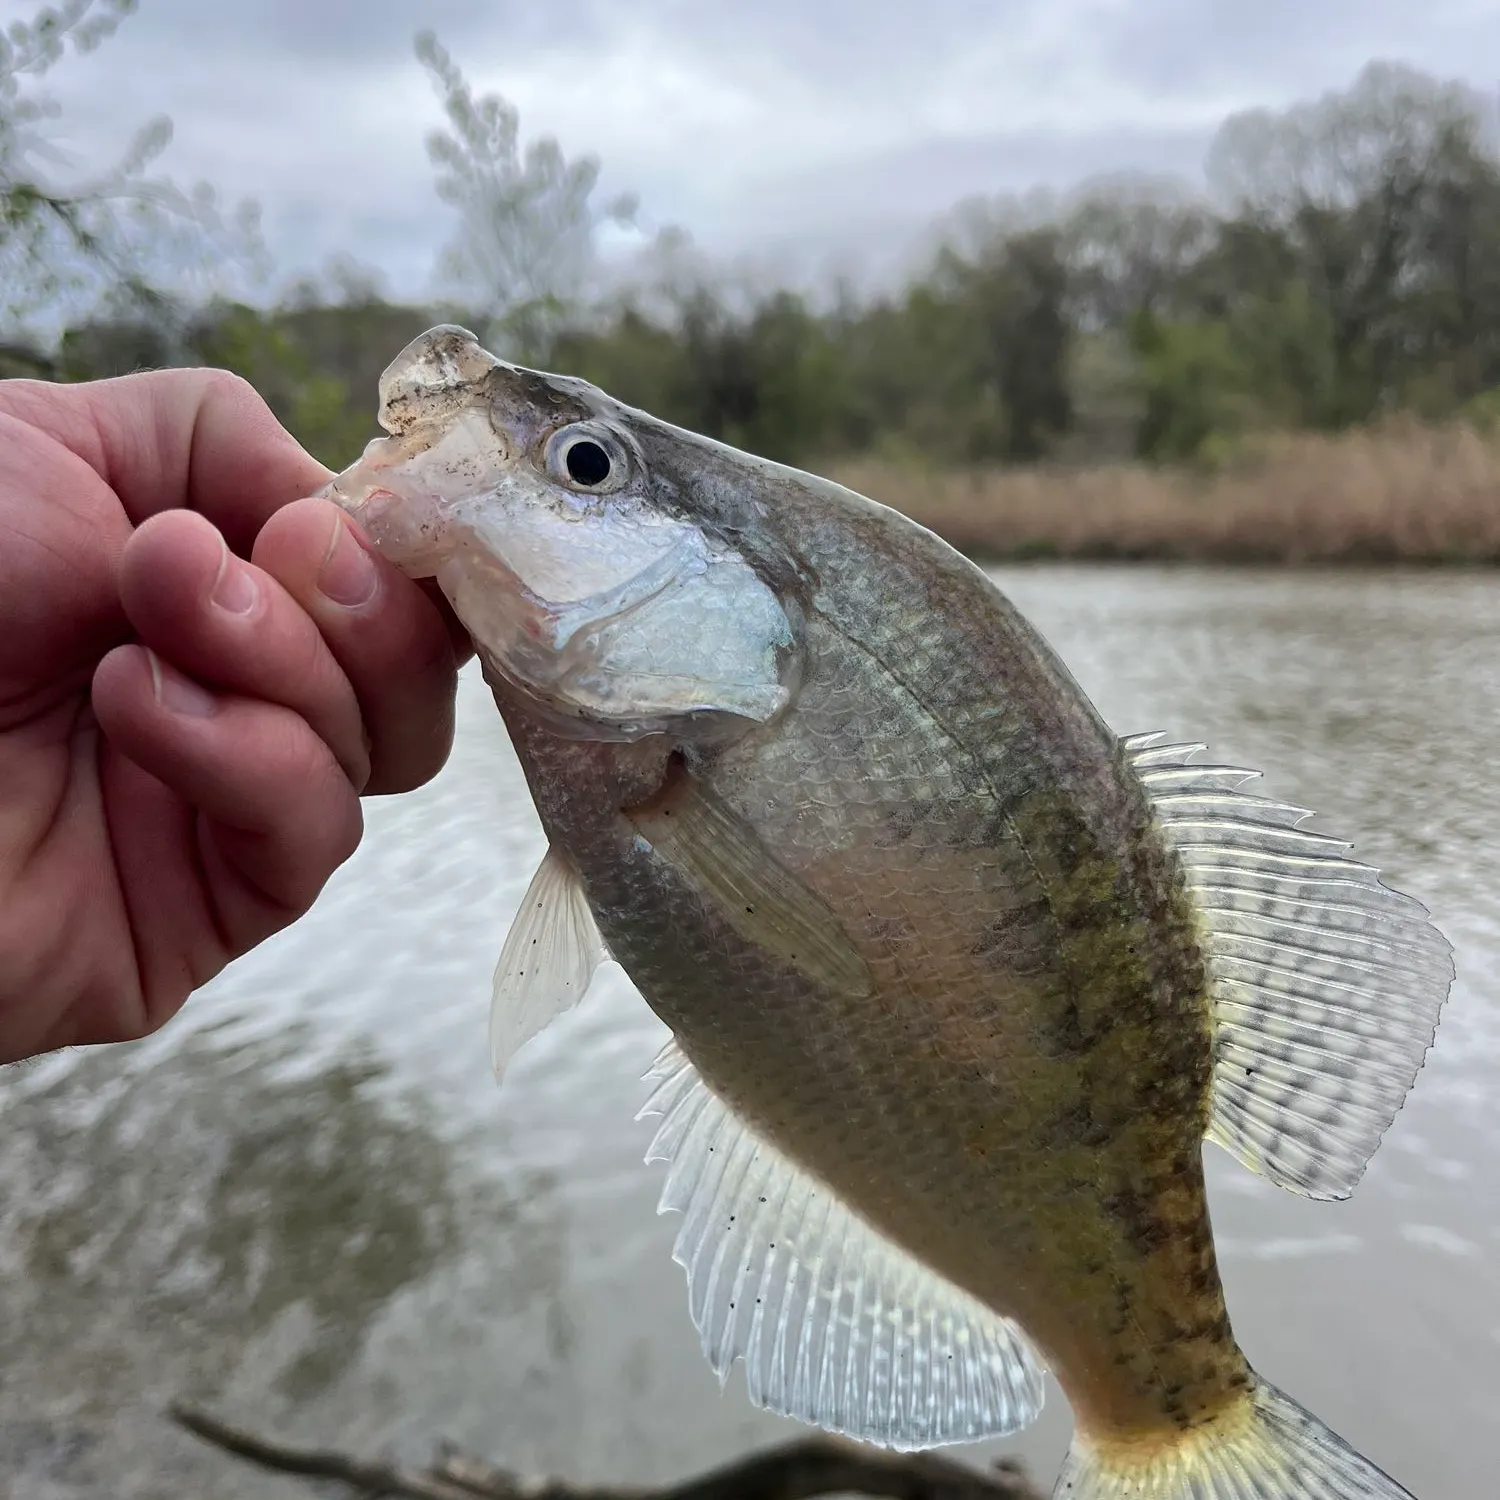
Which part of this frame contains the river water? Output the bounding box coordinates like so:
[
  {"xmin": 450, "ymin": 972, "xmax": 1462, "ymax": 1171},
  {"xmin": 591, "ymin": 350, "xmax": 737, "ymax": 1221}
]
[{"xmin": 2, "ymin": 565, "xmax": 1496, "ymax": 1500}]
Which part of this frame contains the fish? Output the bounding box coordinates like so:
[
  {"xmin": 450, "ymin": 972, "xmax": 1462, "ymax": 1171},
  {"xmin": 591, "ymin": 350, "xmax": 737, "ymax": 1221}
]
[{"xmin": 321, "ymin": 325, "xmax": 1455, "ymax": 1500}]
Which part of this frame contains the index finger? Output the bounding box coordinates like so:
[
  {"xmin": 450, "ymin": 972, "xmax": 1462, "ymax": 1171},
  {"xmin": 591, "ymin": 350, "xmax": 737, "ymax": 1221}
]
[{"xmin": 0, "ymin": 368, "xmax": 333, "ymax": 555}]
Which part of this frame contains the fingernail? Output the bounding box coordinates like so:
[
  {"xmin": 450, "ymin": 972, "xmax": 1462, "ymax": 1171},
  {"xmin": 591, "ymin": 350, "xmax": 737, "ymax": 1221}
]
[
  {"xmin": 210, "ymin": 539, "xmax": 260, "ymax": 616},
  {"xmin": 318, "ymin": 515, "xmax": 378, "ymax": 609},
  {"xmin": 147, "ymin": 650, "xmax": 217, "ymax": 718}
]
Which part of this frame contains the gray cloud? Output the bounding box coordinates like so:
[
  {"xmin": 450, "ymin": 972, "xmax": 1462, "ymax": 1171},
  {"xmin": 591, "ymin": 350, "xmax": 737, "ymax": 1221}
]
[
  {"xmin": 3, "ymin": 0, "xmax": 1496, "ymax": 301},
  {"xmin": 1094, "ymin": 0, "xmax": 1499, "ymax": 99}
]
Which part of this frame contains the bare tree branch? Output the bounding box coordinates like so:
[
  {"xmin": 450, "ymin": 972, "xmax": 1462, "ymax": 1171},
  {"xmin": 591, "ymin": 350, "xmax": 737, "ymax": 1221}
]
[
  {"xmin": 170, "ymin": 1404, "xmax": 480, "ymax": 1500},
  {"xmin": 0, "ymin": 0, "xmax": 263, "ymax": 331},
  {"xmin": 168, "ymin": 1402, "xmax": 1045, "ymax": 1500},
  {"xmin": 414, "ymin": 29, "xmax": 637, "ymax": 355}
]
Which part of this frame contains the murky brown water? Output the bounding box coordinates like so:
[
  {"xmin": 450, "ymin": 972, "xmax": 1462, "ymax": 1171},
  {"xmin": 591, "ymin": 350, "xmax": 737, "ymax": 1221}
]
[{"xmin": 3, "ymin": 565, "xmax": 1496, "ymax": 1500}]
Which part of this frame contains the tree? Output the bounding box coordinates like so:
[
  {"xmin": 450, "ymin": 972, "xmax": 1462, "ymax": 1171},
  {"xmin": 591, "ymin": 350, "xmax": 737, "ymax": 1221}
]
[
  {"xmin": 1207, "ymin": 61, "xmax": 1500, "ymax": 421},
  {"xmin": 416, "ymin": 30, "xmax": 638, "ymax": 357},
  {"xmin": 1061, "ymin": 174, "xmax": 1214, "ymax": 329},
  {"xmin": 0, "ymin": 0, "xmax": 262, "ymax": 339},
  {"xmin": 915, "ymin": 230, "xmax": 1074, "ymax": 462},
  {"xmin": 981, "ymin": 229, "xmax": 1073, "ymax": 460}
]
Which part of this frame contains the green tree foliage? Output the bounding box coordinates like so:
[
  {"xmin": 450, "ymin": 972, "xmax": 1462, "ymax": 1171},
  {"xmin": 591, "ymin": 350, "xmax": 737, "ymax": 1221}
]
[
  {"xmin": 1126, "ymin": 61, "xmax": 1500, "ymax": 456},
  {"xmin": 552, "ymin": 233, "xmax": 1074, "ymax": 469},
  {"xmin": 19, "ymin": 42, "xmax": 1500, "ymax": 479},
  {"xmin": 548, "ymin": 62, "xmax": 1500, "ymax": 469}
]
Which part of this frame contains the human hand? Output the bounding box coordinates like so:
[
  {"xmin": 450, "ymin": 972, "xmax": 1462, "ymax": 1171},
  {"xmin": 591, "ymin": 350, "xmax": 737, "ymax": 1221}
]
[{"xmin": 0, "ymin": 369, "xmax": 467, "ymax": 1064}]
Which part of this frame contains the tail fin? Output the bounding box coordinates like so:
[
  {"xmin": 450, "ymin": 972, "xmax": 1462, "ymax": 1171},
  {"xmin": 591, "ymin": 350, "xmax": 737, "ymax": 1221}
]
[{"xmin": 1054, "ymin": 1378, "xmax": 1413, "ymax": 1499}]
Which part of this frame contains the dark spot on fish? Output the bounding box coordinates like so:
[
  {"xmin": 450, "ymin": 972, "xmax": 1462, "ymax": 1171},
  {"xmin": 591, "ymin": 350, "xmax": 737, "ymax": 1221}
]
[
  {"xmin": 1175, "ymin": 1308, "xmax": 1234, "ymax": 1347},
  {"xmin": 1102, "ymin": 1186, "xmax": 1170, "ymax": 1257},
  {"xmin": 866, "ymin": 912, "xmax": 916, "ymax": 949},
  {"xmin": 874, "ymin": 807, "xmax": 919, "ymax": 848},
  {"xmin": 951, "ymin": 804, "xmax": 1014, "ymax": 849},
  {"xmin": 1037, "ymin": 998, "xmax": 1091, "ymax": 1061},
  {"xmin": 1041, "ymin": 1097, "xmax": 1115, "ymax": 1150},
  {"xmin": 970, "ymin": 900, "xmax": 1052, "ymax": 976},
  {"xmin": 1182, "ymin": 1260, "xmax": 1219, "ymax": 1300}
]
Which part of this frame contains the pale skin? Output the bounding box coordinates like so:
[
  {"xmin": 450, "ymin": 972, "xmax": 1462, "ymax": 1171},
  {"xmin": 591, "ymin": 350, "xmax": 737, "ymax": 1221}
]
[{"xmin": 0, "ymin": 369, "xmax": 470, "ymax": 1065}]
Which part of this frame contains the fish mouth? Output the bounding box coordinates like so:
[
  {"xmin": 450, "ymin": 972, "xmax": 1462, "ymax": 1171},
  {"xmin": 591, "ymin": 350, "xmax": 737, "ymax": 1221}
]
[
  {"xmin": 317, "ymin": 414, "xmax": 509, "ymax": 577},
  {"xmin": 319, "ymin": 475, "xmax": 444, "ymax": 577}
]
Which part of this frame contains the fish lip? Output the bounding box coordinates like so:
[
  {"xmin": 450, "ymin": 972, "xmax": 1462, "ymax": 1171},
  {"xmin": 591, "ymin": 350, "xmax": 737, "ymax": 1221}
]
[
  {"xmin": 317, "ymin": 475, "xmax": 452, "ymax": 580},
  {"xmin": 317, "ymin": 476, "xmax": 400, "ymax": 528},
  {"xmin": 316, "ymin": 475, "xmax": 378, "ymax": 512}
]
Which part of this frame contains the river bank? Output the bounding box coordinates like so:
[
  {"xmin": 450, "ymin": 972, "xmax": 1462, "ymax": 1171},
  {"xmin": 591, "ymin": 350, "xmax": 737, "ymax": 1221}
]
[{"xmin": 835, "ymin": 419, "xmax": 1500, "ymax": 565}]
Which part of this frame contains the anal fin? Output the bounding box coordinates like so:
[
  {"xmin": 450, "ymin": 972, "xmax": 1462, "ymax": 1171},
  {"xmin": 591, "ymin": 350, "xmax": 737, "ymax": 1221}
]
[{"xmin": 637, "ymin": 1040, "xmax": 1047, "ymax": 1450}]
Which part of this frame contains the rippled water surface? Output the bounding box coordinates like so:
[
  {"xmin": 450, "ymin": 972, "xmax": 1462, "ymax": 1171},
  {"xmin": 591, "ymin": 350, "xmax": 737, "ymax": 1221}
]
[{"xmin": 3, "ymin": 565, "xmax": 1497, "ymax": 1500}]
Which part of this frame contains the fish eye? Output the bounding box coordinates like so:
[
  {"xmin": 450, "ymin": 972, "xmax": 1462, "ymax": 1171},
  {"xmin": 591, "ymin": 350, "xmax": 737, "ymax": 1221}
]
[
  {"xmin": 566, "ymin": 439, "xmax": 611, "ymax": 487},
  {"xmin": 544, "ymin": 424, "xmax": 631, "ymax": 494}
]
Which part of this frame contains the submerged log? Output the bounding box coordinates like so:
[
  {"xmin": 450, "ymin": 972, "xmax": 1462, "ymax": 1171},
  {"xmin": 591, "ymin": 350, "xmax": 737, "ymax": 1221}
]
[{"xmin": 169, "ymin": 1402, "xmax": 1046, "ymax": 1500}]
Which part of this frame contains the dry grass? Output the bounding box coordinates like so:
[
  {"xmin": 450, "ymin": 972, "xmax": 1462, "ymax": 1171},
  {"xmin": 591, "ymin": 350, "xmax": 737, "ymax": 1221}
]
[{"xmin": 830, "ymin": 417, "xmax": 1500, "ymax": 565}]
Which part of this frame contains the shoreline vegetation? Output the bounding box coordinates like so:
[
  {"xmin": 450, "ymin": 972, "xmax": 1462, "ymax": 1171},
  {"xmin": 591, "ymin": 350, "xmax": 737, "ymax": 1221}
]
[
  {"xmin": 7, "ymin": 15, "xmax": 1500, "ymax": 570},
  {"xmin": 836, "ymin": 418, "xmax": 1500, "ymax": 567}
]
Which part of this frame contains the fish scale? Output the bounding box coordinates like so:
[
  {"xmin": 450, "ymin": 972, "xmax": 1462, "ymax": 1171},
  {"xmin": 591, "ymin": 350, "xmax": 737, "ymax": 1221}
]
[{"xmin": 322, "ymin": 324, "xmax": 1454, "ymax": 1500}]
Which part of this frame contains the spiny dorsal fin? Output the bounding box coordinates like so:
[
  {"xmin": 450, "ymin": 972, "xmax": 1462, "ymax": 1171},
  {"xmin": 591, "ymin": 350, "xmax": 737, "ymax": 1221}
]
[
  {"xmin": 490, "ymin": 845, "xmax": 609, "ymax": 1081},
  {"xmin": 1126, "ymin": 733, "xmax": 1454, "ymax": 1202},
  {"xmin": 637, "ymin": 1040, "xmax": 1047, "ymax": 1450}
]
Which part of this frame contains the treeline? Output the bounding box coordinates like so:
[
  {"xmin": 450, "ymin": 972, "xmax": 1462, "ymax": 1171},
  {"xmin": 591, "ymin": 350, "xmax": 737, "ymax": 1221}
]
[
  {"xmin": 567, "ymin": 62, "xmax": 1500, "ymax": 470},
  {"xmin": 6, "ymin": 12, "xmax": 1500, "ymax": 481}
]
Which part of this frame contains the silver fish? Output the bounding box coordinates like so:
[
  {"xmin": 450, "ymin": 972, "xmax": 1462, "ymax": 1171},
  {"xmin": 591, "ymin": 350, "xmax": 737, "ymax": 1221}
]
[{"xmin": 322, "ymin": 326, "xmax": 1453, "ymax": 1500}]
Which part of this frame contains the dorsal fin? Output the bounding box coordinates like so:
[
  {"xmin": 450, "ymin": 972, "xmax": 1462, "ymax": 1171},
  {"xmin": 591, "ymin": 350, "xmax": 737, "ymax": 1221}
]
[
  {"xmin": 1126, "ymin": 734, "xmax": 1454, "ymax": 1201},
  {"xmin": 636, "ymin": 1041, "xmax": 1047, "ymax": 1449}
]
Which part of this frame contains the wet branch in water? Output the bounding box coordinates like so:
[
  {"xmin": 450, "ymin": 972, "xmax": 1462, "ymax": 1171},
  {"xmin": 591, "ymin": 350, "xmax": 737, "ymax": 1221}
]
[{"xmin": 168, "ymin": 1402, "xmax": 1046, "ymax": 1500}]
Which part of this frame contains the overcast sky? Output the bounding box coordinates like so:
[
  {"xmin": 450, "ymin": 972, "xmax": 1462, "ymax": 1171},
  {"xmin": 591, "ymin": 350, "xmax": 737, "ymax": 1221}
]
[{"xmin": 8, "ymin": 0, "xmax": 1500, "ymax": 299}]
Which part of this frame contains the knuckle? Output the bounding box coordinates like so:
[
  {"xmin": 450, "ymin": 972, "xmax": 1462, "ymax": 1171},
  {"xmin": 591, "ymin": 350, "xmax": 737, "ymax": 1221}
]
[{"xmin": 193, "ymin": 367, "xmax": 262, "ymax": 408}]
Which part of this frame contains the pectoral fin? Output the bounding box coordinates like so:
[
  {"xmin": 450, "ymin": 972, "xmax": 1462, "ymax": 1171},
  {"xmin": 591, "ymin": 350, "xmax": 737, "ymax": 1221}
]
[
  {"xmin": 627, "ymin": 769, "xmax": 872, "ymax": 998},
  {"xmin": 490, "ymin": 844, "xmax": 610, "ymax": 1081}
]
